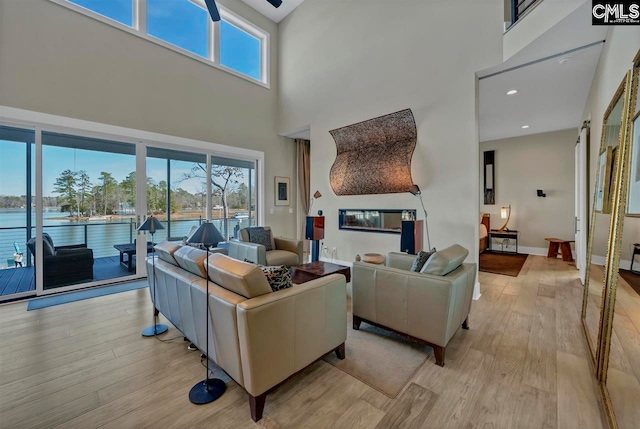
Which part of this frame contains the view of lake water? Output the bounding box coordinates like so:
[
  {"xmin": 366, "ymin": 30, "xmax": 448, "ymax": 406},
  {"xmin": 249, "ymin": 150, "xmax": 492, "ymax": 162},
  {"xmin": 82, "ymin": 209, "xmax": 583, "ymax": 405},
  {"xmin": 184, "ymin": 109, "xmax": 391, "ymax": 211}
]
[{"xmin": 0, "ymin": 208, "xmax": 249, "ymax": 268}]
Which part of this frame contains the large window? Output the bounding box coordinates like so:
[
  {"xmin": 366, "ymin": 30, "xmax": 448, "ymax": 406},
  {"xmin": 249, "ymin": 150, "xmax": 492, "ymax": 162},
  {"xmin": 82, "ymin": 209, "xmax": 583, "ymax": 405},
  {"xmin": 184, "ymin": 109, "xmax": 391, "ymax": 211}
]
[
  {"xmin": 220, "ymin": 19, "xmax": 261, "ymax": 81},
  {"xmin": 68, "ymin": 0, "xmax": 134, "ymax": 27},
  {"xmin": 147, "ymin": 0, "xmax": 209, "ymax": 58},
  {"xmin": 59, "ymin": 0, "xmax": 269, "ymax": 85}
]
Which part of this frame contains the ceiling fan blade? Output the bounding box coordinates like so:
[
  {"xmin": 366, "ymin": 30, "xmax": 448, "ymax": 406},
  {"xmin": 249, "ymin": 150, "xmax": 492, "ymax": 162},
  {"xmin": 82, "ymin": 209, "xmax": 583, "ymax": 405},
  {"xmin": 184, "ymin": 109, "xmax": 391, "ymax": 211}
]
[
  {"xmin": 265, "ymin": 0, "xmax": 283, "ymax": 8},
  {"xmin": 204, "ymin": 0, "xmax": 221, "ymax": 21}
]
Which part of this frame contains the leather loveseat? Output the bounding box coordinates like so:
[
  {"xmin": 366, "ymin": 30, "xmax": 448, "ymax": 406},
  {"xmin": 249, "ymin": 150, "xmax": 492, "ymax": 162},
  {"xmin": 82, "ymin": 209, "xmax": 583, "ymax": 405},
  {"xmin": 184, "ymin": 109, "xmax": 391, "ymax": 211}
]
[
  {"xmin": 352, "ymin": 244, "xmax": 476, "ymax": 367},
  {"xmin": 148, "ymin": 241, "xmax": 347, "ymax": 421}
]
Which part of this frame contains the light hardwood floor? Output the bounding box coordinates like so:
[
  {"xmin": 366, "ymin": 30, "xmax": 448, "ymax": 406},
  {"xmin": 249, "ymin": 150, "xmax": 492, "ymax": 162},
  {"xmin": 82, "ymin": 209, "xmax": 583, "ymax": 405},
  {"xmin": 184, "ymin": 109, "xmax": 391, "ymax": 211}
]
[{"xmin": 0, "ymin": 256, "xmax": 606, "ymax": 428}]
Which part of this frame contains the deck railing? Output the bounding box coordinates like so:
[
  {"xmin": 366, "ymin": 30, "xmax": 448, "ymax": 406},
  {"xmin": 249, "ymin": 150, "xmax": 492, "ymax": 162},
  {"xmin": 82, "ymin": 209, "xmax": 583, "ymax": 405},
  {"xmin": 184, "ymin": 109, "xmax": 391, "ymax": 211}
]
[{"xmin": 1, "ymin": 217, "xmax": 253, "ymax": 268}]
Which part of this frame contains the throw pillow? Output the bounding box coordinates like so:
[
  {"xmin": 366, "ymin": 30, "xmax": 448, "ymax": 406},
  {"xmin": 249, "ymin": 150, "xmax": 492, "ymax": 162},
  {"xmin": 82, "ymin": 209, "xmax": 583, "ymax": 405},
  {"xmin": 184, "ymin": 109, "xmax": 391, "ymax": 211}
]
[
  {"xmin": 246, "ymin": 227, "xmax": 273, "ymax": 251},
  {"xmin": 410, "ymin": 249, "xmax": 435, "ymax": 272},
  {"xmin": 244, "ymin": 259, "xmax": 292, "ymax": 292},
  {"xmin": 186, "ymin": 242, "xmax": 208, "ymax": 251},
  {"xmin": 261, "ymin": 265, "xmax": 292, "ymax": 292}
]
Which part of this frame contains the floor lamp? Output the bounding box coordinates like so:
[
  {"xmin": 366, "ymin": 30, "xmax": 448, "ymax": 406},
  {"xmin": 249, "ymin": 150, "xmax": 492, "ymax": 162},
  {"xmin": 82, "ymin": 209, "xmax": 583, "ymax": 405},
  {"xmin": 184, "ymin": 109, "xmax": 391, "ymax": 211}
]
[
  {"xmin": 409, "ymin": 184, "xmax": 433, "ymax": 251},
  {"xmin": 138, "ymin": 216, "xmax": 168, "ymax": 337},
  {"xmin": 187, "ymin": 222, "xmax": 227, "ymax": 405}
]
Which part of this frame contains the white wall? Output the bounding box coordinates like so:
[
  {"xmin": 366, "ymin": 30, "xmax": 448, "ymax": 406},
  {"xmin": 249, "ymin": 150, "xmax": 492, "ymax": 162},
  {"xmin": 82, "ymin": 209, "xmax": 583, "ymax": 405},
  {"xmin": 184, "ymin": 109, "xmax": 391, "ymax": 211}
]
[
  {"xmin": 0, "ymin": 0, "xmax": 298, "ymax": 237},
  {"xmin": 278, "ymin": 0, "xmax": 504, "ymax": 264},
  {"xmin": 480, "ymin": 129, "xmax": 576, "ymax": 250},
  {"xmin": 582, "ymin": 26, "xmax": 640, "ymax": 262}
]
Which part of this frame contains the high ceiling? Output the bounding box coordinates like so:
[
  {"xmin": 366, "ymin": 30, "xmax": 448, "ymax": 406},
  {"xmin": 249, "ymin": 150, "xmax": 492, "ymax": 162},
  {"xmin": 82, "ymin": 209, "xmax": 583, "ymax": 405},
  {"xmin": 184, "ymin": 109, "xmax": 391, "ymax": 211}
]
[
  {"xmin": 240, "ymin": 0, "xmax": 305, "ymax": 23},
  {"xmin": 478, "ymin": 2, "xmax": 608, "ymax": 142}
]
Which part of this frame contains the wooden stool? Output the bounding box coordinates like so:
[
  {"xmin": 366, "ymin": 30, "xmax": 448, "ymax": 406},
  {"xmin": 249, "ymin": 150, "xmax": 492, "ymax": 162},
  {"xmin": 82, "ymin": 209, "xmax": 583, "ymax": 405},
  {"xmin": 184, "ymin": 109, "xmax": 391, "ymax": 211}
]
[{"xmin": 545, "ymin": 238, "xmax": 574, "ymax": 262}]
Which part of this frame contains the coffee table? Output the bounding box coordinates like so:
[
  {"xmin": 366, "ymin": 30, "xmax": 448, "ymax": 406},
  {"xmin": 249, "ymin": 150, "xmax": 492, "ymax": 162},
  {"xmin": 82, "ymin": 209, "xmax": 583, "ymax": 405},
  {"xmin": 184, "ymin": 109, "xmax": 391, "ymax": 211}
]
[
  {"xmin": 291, "ymin": 261, "xmax": 351, "ymax": 284},
  {"xmin": 114, "ymin": 242, "xmax": 155, "ymax": 272}
]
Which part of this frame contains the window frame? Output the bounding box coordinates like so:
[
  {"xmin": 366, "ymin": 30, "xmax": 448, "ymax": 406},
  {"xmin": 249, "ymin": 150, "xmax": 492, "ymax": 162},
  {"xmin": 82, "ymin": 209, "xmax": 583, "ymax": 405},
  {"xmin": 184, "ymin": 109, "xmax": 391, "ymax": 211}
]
[{"xmin": 49, "ymin": 0, "xmax": 270, "ymax": 88}]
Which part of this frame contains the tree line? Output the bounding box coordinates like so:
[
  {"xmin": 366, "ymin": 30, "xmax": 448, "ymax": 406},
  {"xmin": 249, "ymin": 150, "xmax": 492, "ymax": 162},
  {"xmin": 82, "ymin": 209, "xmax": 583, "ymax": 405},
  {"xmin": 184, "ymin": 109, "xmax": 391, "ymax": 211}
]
[{"xmin": 42, "ymin": 166, "xmax": 253, "ymax": 218}]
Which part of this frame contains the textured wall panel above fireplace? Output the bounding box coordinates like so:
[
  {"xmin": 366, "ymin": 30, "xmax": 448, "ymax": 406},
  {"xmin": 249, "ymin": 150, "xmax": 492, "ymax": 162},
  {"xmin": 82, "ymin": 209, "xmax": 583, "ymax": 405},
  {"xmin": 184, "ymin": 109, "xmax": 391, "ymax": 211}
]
[{"xmin": 329, "ymin": 109, "xmax": 417, "ymax": 196}]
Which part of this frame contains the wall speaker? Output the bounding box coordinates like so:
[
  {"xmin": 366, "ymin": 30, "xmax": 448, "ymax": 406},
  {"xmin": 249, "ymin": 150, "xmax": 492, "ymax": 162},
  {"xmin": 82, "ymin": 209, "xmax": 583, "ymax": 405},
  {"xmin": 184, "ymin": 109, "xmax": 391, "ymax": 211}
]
[
  {"xmin": 401, "ymin": 220, "xmax": 423, "ymax": 255},
  {"xmin": 305, "ymin": 216, "xmax": 325, "ymax": 240}
]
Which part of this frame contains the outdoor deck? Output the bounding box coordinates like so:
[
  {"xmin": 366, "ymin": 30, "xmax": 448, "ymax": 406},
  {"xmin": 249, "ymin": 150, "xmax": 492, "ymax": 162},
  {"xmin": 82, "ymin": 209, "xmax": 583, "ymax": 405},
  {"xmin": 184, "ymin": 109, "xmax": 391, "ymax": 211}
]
[{"xmin": 0, "ymin": 256, "xmax": 134, "ymax": 297}]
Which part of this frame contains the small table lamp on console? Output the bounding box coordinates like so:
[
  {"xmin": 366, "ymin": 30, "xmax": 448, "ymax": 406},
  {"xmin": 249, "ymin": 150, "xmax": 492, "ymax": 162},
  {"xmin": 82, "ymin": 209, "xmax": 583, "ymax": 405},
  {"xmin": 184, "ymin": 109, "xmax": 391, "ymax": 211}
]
[
  {"xmin": 187, "ymin": 222, "xmax": 226, "ymax": 405},
  {"xmin": 498, "ymin": 205, "xmax": 512, "ymax": 232},
  {"xmin": 138, "ymin": 216, "xmax": 168, "ymax": 337}
]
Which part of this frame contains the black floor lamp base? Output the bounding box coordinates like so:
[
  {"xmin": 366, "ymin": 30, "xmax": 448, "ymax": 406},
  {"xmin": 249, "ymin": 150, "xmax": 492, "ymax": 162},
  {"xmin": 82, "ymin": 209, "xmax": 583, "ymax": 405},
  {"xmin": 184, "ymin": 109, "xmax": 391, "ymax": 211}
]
[{"xmin": 189, "ymin": 378, "xmax": 226, "ymax": 404}]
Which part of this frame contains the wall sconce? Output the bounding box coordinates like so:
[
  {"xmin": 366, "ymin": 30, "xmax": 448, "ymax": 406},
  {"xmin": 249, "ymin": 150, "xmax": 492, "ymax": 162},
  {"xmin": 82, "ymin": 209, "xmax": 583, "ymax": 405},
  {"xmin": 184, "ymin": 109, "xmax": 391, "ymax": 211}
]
[
  {"xmin": 537, "ymin": 189, "xmax": 546, "ymax": 197},
  {"xmin": 498, "ymin": 204, "xmax": 512, "ymax": 232}
]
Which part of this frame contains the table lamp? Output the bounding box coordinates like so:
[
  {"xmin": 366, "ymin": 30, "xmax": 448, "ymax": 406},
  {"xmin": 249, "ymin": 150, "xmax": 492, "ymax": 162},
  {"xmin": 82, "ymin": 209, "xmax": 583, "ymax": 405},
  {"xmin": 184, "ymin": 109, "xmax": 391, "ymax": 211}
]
[
  {"xmin": 187, "ymin": 222, "xmax": 227, "ymax": 405},
  {"xmin": 138, "ymin": 216, "xmax": 168, "ymax": 337},
  {"xmin": 408, "ymin": 184, "xmax": 432, "ymax": 251},
  {"xmin": 498, "ymin": 205, "xmax": 512, "ymax": 232}
]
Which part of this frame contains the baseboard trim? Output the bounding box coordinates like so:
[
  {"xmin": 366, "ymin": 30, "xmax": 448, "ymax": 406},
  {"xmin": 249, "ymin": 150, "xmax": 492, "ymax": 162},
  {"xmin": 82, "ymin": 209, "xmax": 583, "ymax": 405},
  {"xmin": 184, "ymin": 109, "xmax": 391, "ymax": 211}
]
[{"xmin": 319, "ymin": 257, "xmax": 353, "ymax": 267}]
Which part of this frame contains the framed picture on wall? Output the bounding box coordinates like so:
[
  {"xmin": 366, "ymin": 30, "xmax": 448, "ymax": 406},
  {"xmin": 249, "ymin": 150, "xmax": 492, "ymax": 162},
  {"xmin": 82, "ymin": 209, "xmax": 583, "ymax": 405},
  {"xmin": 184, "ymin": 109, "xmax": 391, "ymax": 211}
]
[
  {"xmin": 627, "ymin": 112, "xmax": 640, "ymax": 215},
  {"xmin": 275, "ymin": 176, "xmax": 290, "ymax": 206}
]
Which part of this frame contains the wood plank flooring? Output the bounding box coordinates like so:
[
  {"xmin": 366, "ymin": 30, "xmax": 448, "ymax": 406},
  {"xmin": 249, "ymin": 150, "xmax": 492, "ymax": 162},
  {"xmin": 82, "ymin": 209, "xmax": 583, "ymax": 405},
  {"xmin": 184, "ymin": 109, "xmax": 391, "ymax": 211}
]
[{"xmin": 0, "ymin": 256, "xmax": 606, "ymax": 428}]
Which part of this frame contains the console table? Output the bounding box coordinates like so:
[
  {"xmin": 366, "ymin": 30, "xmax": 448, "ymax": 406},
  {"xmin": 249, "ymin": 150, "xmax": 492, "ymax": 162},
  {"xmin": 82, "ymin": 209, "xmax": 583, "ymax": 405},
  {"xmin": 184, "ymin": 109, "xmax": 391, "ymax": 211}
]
[{"xmin": 489, "ymin": 230, "xmax": 519, "ymax": 254}]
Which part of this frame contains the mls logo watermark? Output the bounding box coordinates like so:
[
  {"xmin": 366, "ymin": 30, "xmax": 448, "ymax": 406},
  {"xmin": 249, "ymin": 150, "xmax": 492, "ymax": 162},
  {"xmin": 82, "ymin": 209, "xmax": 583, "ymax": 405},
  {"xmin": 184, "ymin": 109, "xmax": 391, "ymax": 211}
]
[{"xmin": 592, "ymin": 1, "xmax": 640, "ymax": 24}]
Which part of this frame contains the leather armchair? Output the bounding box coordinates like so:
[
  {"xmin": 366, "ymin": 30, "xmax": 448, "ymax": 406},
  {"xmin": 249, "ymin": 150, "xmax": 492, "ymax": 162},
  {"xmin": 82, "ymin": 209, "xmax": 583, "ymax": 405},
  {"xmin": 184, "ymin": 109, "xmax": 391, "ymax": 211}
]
[
  {"xmin": 26, "ymin": 233, "xmax": 94, "ymax": 289},
  {"xmin": 352, "ymin": 245, "xmax": 476, "ymax": 366},
  {"xmin": 228, "ymin": 226, "xmax": 302, "ymax": 266}
]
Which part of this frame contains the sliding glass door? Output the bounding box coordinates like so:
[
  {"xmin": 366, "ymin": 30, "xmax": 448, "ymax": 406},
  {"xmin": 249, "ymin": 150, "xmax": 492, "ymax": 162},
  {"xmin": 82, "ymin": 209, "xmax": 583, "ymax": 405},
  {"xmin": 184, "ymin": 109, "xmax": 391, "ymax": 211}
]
[
  {"xmin": 0, "ymin": 116, "xmax": 262, "ymax": 297},
  {"xmin": 146, "ymin": 147, "xmax": 207, "ymax": 242},
  {"xmin": 0, "ymin": 127, "xmax": 36, "ymax": 301},
  {"xmin": 40, "ymin": 132, "xmax": 139, "ymax": 291},
  {"xmin": 211, "ymin": 155, "xmax": 256, "ymax": 240}
]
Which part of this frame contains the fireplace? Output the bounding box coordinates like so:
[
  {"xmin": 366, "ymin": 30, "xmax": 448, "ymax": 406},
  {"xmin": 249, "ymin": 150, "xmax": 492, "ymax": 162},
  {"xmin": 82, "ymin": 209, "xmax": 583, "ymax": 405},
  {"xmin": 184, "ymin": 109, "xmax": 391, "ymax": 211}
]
[{"xmin": 338, "ymin": 209, "xmax": 416, "ymax": 234}]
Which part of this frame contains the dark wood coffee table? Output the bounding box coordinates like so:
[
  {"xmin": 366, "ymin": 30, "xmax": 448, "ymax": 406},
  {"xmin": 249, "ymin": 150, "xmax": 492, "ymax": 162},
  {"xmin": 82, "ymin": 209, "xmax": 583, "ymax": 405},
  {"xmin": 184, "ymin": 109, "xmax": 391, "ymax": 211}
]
[
  {"xmin": 114, "ymin": 242, "xmax": 155, "ymax": 272},
  {"xmin": 291, "ymin": 261, "xmax": 351, "ymax": 284}
]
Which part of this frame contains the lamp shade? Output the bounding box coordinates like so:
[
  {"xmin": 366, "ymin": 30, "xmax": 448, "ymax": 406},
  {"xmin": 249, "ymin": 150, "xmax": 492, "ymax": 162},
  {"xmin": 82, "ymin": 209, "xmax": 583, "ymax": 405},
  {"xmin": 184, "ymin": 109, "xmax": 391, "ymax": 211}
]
[
  {"xmin": 408, "ymin": 184, "xmax": 421, "ymax": 196},
  {"xmin": 187, "ymin": 222, "xmax": 224, "ymax": 247},
  {"xmin": 313, "ymin": 190, "xmax": 322, "ymax": 199},
  {"xmin": 137, "ymin": 216, "xmax": 164, "ymax": 234},
  {"xmin": 501, "ymin": 206, "xmax": 509, "ymax": 219}
]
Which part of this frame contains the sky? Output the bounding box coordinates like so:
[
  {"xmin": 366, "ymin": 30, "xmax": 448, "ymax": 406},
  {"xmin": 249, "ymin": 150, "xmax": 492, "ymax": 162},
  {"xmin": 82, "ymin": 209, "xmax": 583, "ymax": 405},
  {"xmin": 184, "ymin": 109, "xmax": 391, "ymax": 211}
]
[
  {"xmin": 69, "ymin": 0, "xmax": 261, "ymax": 80},
  {"xmin": 0, "ymin": 141, "xmax": 253, "ymax": 198}
]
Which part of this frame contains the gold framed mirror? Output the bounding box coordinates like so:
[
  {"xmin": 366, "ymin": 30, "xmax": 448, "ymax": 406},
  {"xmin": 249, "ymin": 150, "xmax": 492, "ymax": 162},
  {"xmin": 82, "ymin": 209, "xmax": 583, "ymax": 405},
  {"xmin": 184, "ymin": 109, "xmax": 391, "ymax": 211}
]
[
  {"xmin": 582, "ymin": 73, "xmax": 632, "ymax": 370},
  {"xmin": 598, "ymin": 50, "xmax": 640, "ymax": 429}
]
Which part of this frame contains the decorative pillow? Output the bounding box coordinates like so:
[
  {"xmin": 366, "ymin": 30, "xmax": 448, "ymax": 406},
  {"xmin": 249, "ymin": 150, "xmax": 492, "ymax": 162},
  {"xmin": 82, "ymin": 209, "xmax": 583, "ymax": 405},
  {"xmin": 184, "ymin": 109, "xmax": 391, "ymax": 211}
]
[
  {"xmin": 244, "ymin": 259, "xmax": 292, "ymax": 292},
  {"xmin": 186, "ymin": 242, "xmax": 208, "ymax": 251},
  {"xmin": 410, "ymin": 249, "xmax": 436, "ymax": 272},
  {"xmin": 260, "ymin": 265, "xmax": 292, "ymax": 292},
  {"xmin": 246, "ymin": 227, "xmax": 273, "ymax": 251},
  {"xmin": 420, "ymin": 244, "xmax": 469, "ymax": 276}
]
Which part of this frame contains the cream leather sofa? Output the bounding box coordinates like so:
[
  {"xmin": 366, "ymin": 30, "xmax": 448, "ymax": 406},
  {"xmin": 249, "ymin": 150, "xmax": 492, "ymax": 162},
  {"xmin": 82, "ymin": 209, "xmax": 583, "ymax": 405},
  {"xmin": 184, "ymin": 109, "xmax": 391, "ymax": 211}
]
[
  {"xmin": 352, "ymin": 245, "xmax": 476, "ymax": 367},
  {"xmin": 228, "ymin": 226, "xmax": 302, "ymax": 266},
  {"xmin": 148, "ymin": 242, "xmax": 347, "ymax": 421}
]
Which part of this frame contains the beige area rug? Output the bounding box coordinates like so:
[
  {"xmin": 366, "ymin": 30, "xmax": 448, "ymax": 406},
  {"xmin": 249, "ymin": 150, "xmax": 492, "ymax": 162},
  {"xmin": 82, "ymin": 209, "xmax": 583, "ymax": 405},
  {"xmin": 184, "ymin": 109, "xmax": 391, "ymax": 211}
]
[{"xmin": 323, "ymin": 311, "xmax": 432, "ymax": 398}]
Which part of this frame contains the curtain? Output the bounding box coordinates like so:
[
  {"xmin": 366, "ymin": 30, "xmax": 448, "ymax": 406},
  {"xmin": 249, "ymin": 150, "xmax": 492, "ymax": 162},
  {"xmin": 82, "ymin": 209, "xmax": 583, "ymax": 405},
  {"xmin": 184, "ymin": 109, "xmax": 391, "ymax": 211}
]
[{"xmin": 296, "ymin": 139, "xmax": 311, "ymax": 255}]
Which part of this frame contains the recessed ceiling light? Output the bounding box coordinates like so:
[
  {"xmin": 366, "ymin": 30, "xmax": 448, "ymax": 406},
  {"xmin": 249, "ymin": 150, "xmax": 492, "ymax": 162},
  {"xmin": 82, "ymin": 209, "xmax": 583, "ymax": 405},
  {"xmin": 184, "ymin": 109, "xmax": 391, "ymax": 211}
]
[
  {"xmin": 506, "ymin": 89, "xmax": 518, "ymax": 95},
  {"xmin": 522, "ymin": 125, "xmax": 530, "ymax": 129}
]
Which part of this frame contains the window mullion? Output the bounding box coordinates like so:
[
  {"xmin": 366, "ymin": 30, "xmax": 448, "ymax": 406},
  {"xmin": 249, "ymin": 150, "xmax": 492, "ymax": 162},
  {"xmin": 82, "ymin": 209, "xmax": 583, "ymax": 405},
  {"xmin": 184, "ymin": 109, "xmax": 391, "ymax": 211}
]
[
  {"xmin": 212, "ymin": 20, "xmax": 220, "ymax": 64},
  {"xmin": 136, "ymin": 0, "xmax": 147, "ymax": 33}
]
